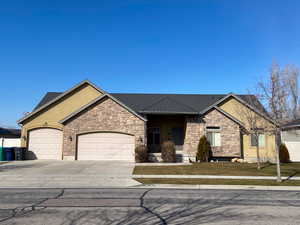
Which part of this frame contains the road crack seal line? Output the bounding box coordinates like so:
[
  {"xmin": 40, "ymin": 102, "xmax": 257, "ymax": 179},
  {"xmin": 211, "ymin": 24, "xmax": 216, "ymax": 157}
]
[
  {"xmin": 0, "ymin": 188, "xmax": 65, "ymax": 223},
  {"xmin": 139, "ymin": 189, "xmax": 167, "ymax": 225}
]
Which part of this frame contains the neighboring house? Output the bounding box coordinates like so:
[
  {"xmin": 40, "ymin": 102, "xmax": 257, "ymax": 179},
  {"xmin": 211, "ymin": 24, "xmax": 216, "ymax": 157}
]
[
  {"xmin": 18, "ymin": 80, "xmax": 277, "ymax": 162},
  {"xmin": 0, "ymin": 127, "xmax": 21, "ymax": 148},
  {"xmin": 281, "ymin": 119, "xmax": 300, "ymax": 162}
]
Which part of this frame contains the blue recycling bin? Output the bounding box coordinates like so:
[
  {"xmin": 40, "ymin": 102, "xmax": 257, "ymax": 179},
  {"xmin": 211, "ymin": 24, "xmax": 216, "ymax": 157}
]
[{"xmin": 4, "ymin": 148, "xmax": 15, "ymax": 161}]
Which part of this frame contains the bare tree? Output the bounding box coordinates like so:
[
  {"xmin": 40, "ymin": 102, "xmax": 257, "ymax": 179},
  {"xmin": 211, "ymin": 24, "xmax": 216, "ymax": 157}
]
[
  {"xmin": 283, "ymin": 64, "xmax": 300, "ymax": 120},
  {"xmin": 256, "ymin": 62, "xmax": 297, "ymax": 182}
]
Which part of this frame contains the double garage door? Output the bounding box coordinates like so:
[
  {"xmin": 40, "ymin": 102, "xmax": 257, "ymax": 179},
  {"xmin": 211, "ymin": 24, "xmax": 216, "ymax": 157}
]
[{"xmin": 28, "ymin": 128, "xmax": 134, "ymax": 161}]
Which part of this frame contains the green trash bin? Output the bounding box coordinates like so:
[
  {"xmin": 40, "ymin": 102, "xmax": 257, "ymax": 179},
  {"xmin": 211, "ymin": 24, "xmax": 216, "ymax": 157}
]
[{"xmin": 0, "ymin": 146, "xmax": 5, "ymax": 161}]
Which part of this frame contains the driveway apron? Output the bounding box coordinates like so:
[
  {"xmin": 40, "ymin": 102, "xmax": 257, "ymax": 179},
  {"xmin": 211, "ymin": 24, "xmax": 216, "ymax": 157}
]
[{"xmin": 0, "ymin": 160, "xmax": 140, "ymax": 188}]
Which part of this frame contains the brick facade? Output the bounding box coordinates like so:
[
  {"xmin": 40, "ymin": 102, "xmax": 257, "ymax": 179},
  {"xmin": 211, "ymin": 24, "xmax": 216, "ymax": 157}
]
[
  {"xmin": 62, "ymin": 97, "xmax": 146, "ymax": 160},
  {"xmin": 183, "ymin": 116, "xmax": 204, "ymax": 159},
  {"xmin": 204, "ymin": 109, "xmax": 241, "ymax": 157},
  {"xmin": 62, "ymin": 98, "xmax": 240, "ymax": 161},
  {"xmin": 183, "ymin": 109, "xmax": 241, "ymax": 160}
]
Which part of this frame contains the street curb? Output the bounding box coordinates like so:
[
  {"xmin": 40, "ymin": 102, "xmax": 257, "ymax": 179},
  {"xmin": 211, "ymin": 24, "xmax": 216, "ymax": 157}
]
[
  {"xmin": 0, "ymin": 185, "xmax": 299, "ymax": 191},
  {"xmin": 131, "ymin": 184, "xmax": 300, "ymax": 191},
  {"xmin": 132, "ymin": 174, "xmax": 300, "ymax": 180}
]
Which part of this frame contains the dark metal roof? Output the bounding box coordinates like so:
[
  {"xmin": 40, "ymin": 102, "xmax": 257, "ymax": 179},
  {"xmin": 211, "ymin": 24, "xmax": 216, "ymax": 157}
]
[
  {"xmin": 0, "ymin": 127, "xmax": 21, "ymax": 138},
  {"xmin": 33, "ymin": 92, "xmax": 62, "ymax": 111},
  {"xmin": 33, "ymin": 92, "xmax": 262, "ymax": 115}
]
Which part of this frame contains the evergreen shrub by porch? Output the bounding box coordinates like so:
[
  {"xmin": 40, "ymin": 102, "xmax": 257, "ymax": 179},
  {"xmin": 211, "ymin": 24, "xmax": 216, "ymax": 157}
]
[
  {"xmin": 161, "ymin": 141, "xmax": 176, "ymax": 163},
  {"xmin": 196, "ymin": 135, "xmax": 212, "ymax": 162},
  {"xmin": 279, "ymin": 143, "xmax": 290, "ymax": 163},
  {"xmin": 135, "ymin": 145, "xmax": 148, "ymax": 163}
]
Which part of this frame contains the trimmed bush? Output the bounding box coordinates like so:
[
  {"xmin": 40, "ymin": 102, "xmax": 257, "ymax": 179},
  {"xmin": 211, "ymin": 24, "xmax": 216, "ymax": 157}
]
[
  {"xmin": 135, "ymin": 145, "xmax": 148, "ymax": 163},
  {"xmin": 196, "ymin": 135, "xmax": 212, "ymax": 162},
  {"xmin": 279, "ymin": 143, "xmax": 290, "ymax": 163},
  {"xmin": 161, "ymin": 141, "xmax": 176, "ymax": 163}
]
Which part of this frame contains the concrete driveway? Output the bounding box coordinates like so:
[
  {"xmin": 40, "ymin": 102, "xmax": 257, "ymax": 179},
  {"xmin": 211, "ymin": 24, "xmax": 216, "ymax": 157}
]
[{"xmin": 0, "ymin": 160, "xmax": 140, "ymax": 188}]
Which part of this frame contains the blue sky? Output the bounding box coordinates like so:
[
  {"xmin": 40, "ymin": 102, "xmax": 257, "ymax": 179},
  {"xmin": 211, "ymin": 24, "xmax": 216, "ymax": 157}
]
[{"xmin": 1, "ymin": 0, "xmax": 300, "ymax": 127}]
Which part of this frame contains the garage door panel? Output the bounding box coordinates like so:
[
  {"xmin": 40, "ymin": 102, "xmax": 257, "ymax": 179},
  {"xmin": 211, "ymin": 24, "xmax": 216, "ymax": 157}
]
[
  {"xmin": 285, "ymin": 142, "xmax": 300, "ymax": 162},
  {"xmin": 77, "ymin": 132, "xmax": 135, "ymax": 161},
  {"xmin": 28, "ymin": 128, "xmax": 62, "ymax": 160}
]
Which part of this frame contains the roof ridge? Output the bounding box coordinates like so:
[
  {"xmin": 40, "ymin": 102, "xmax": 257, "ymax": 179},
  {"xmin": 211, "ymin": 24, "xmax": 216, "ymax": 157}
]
[
  {"xmin": 141, "ymin": 95, "xmax": 198, "ymax": 113},
  {"xmin": 166, "ymin": 96, "xmax": 199, "ymax": 112},
  {"xmin": 141, "ymin": 96, "xmax": 169, "ymax": 111}
]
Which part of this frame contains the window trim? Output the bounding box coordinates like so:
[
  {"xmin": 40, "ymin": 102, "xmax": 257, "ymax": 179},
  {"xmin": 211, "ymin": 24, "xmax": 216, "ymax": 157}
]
[
  {"xmin": 207, "ymin": 131, "xmax": 221, "ymax": 147},
  {"xmin": 250, "ymin": 133, "xmax": 266, "ymax": 148}
]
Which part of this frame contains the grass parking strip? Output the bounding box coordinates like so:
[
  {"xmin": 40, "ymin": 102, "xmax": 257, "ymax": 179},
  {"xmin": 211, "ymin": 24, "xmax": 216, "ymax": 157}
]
[{"xmin": 134, "ymin": 178, "xmax": 300, "ymax": 186}]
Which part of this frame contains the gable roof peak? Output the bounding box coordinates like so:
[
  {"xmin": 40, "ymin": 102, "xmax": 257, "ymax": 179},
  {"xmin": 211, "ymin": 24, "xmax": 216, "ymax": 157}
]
[{"xmin": 18, "ymin": 79, "xmax": 106, "ymax": 124}]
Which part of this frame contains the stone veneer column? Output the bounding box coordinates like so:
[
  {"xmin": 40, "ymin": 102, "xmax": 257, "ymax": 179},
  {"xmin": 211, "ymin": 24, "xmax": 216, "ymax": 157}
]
[{"xmin": 183, "ymin": 116, "xmax": 204, "ymax": 161}]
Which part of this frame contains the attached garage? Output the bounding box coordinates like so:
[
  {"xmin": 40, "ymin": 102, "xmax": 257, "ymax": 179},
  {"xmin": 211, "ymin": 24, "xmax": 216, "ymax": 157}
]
[
  {"xmin": 284, "ymin": 142, "xmax": 300, "ymax": 162},
  {"xmin": 282, "ymin": 126, "xmax": 300, "ymax": 162},
  {"xmin": 28, "ymin": 128, "xmax": 63, "ymax": 160},
  {"xmin": 77, "ymin": 132, "xmax": 135, "ymax": 161}
]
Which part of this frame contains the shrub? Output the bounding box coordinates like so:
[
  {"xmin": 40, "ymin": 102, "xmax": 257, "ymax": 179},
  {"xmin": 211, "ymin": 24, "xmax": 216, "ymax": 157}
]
[
  {"xmin": 135, "ymin": 145, "xmax": 148, "ymax": 163},
  {"xmin": 279, "ymin": 143, "xmax": 290, "ymax": 163},
  {"xmin": 161, "ymin": 141, "xmax": 176, "ymax": 163},
  {"xmin": 196, "ymin": 135, "xmax": 212, "ymax": 162}
]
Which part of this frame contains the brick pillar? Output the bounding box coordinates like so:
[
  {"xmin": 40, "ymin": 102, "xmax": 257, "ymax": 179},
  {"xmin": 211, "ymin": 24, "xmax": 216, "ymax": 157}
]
[{"xmin": 183, "ymin": 116, "xmax": 204, "ymax": 162}]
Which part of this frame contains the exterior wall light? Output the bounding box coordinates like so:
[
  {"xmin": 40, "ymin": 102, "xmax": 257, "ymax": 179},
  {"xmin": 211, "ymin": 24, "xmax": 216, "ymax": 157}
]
[{"xmin": 138, "ymin": 136, "xmax": 143, "ymax": 144}]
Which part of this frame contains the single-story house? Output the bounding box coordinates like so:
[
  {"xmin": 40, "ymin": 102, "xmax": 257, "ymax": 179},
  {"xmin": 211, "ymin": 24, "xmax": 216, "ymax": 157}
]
[
  {"xmin": 281, "ymin": 119, "xmax": 300, "ymax": 162},
  {"xmin": 18, "ymin": 80, "xmax": 277, "ymax": 162},
  {"xmin": 0, "ymin": 127, "xmax": 21, "ymax": 148}
]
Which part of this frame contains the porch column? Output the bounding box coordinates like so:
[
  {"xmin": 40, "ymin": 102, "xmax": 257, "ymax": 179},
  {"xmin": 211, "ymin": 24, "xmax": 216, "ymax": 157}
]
[{"xmin": 183, "ymin": 116, "xmax": 204, "ymax": 162}]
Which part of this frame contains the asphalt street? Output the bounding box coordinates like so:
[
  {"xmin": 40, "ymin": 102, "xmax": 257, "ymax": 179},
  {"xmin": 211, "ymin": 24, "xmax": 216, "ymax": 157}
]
[{"xmin": 0, "ymin": 188, "xmax": 299, "ymax": 225}]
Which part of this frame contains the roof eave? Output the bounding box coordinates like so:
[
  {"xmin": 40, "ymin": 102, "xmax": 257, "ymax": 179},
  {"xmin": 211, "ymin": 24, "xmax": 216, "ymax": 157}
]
[
  {"xmin": 140, "ymin": 111, "xmax": 200, "ymax": 115},
  {"xmin": 17, "ymin": 80, "xmax": 106, "ymax": 124},
  {"xmin": 60, "ymin": 94, "xmax": 147, "ymax": 124},
  {"xmin": 201, "ymin": 93, "xmax": 278, "ymax": 126}
]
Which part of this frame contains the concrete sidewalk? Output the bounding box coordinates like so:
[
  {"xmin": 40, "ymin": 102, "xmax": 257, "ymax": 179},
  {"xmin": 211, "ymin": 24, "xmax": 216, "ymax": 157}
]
[{"xmin": 132, "ymin": 174, "xmax": 300, "ymax": 180}]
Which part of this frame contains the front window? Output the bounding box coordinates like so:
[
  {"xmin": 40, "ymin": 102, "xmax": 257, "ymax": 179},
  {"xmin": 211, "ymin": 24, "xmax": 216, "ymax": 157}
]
[
  {"xmin": 206, "ymin": 127, "xmax": 221, "ymax": 147},
  {"xmin": 251, "ymin": 134, "xmax": 265, "ymax": 147}
]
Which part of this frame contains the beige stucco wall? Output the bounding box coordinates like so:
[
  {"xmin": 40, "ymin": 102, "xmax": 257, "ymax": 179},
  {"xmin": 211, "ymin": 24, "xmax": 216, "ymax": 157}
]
[
  {"xmin": 20, "ymin": 83, "xmax": 103, "ymax": 147},
  {"xmin": 242, "ymin": 134, "xmax": 276, "ymax": 162},
  {"xmin": 219, "ymin": 97, "xmax": 276, "ymax": 162}
]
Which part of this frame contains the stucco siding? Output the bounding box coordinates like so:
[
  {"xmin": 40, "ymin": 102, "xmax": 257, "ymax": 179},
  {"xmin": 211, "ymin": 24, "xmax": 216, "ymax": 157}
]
[
  {"xmin": 20, "ymin": 83, "xmax": 102, "ymax": 147},
  {"xmin": 219, "ymin": 97, "xmax": 276, "ymax": 162},
  {"xmin": 243, "ymin": 134, "xmax": 276, "ymax": 162}
]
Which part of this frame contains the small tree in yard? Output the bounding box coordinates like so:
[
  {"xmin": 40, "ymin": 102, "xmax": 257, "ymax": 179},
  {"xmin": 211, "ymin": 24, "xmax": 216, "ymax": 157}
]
[
  {"xmin": 279, "ymin": 144, "xmax": 290, "ymax": 163},
  {"xmin": 196, "ymin": 136, "xmax": 211, "ymax": 162},
  {"xmin": 135, "ymin": 145, "xmax": 148, "ymax": 163},
  {"xmin": 161, "ymin": 141, "xmax": 176, "ymax": 163},
  {"xmin": 256, "ymin": 62, "xmax": 300, "ymax": 182}
]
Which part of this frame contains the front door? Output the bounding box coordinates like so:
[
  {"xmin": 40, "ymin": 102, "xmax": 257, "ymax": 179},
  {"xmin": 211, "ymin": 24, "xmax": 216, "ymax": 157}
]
[
  {"xmin": 171, "ymin": 127, "xmax": 184, "ymax": 150},
  {"xmin": 147, "ymin": 127, "xmax": 160, "ymax": 152}
]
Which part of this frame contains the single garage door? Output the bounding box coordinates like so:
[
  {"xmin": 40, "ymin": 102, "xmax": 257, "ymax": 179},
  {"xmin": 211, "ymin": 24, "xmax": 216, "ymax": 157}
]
[
  {"xmin": 28, "ymin": 128, "xmax": 63, "ymax": 160},
  {"xmin": 77, "ymin": 132, "xmax": 135, "ymax": 161},
  {"xmin": 285, "ymin": 142, "xmax": 300, "ymax": 162}
]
